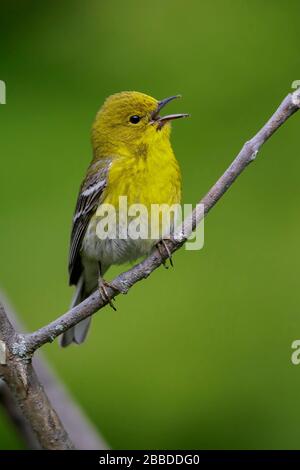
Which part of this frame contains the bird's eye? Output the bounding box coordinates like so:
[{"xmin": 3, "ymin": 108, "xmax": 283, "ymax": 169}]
[{"xmin": 129, "ymin": 115, "xmax": 141, "ymax": 124}]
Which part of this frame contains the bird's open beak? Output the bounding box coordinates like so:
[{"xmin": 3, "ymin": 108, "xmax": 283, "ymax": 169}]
[{"xmin": 150, "ymin": 95, "xmax": 189, "ymax": 128}]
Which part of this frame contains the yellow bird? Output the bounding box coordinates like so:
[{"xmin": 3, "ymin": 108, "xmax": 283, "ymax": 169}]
[{"xmin": 61, "ymin": 91, "xmax": 188, "ymax": 346}]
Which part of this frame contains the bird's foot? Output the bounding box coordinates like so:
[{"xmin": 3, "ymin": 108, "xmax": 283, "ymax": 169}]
[
  {"xmin": 98, "ymin": 279, "xmax": 119, "ymax": 311},
  {"xmin": 156, "ymin": 237, "xmax": 174, "ymax": 269}
]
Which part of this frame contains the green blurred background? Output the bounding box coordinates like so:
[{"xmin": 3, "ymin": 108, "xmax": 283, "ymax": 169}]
[{"xmin": 0, "ymin": 0, "xmax": 300, "ymax": 450}]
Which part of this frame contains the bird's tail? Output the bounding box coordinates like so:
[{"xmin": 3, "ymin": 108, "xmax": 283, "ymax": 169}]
[{"xmin": 60, "ymin": 276, "xmax": 92, "ymax": 347}]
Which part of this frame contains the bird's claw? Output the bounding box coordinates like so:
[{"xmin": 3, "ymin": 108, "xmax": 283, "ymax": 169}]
[
  {"xmin": 156, "ymin": 238, "xmax": 174, "ymax": 268},
  {"xmin": 98, "ymin": 280, "xmax": 118, "ymax": 311}
]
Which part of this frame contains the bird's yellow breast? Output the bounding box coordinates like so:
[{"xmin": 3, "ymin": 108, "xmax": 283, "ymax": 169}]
[{"xmin": 102, "ymin": 139, "xmax": 181, "ymax": 209}]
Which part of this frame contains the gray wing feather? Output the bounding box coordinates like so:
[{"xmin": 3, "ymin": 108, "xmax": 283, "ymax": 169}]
[{"xmin": 68, "ymin": 159, "xmax": 110, "ymax": 285}]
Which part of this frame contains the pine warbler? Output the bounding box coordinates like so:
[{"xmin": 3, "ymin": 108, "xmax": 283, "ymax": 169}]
[{"xmin": 61, "ymin": 91, "xmax": 188, "ymax": 346}]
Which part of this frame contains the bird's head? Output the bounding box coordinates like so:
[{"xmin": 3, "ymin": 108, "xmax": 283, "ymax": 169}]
[{"xmin": 92, "ymin": 91, "xmax": 189, "ymax": 157}]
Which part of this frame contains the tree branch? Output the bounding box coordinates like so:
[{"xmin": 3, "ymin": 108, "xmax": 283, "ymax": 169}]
[
  {"xmin": 34, "ymin": 355, "xmax": 108, "ymax": 449},
  {"xmin": 0, "ymin": 303, "xmax": 74, "ymax": 449},
  {"xmin": 0, "ymin": 380, "xmax": 41, "ymax": 449},
  {"xmin": 18, "ymin": 87, "xmax": 300, "ymax": 355},
  {"xmin": 0, "ymin": 297, "xmax": 108, "ymax": 449}
]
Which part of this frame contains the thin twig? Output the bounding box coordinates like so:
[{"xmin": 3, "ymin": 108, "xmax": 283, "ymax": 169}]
[{"xmin": 18, "ymin": 86, "xmax": 300, "ymax": 355}]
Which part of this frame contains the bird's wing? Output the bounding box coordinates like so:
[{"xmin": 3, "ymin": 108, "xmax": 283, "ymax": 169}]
[{"xmin": 68, "ymin": 158, "xmax": 111, "ymax": 285}]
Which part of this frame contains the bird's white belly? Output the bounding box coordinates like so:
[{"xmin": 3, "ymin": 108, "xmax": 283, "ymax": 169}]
[{"xmin": 81, "ymin": 214, "xmax": 156, "ymax": 274}]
